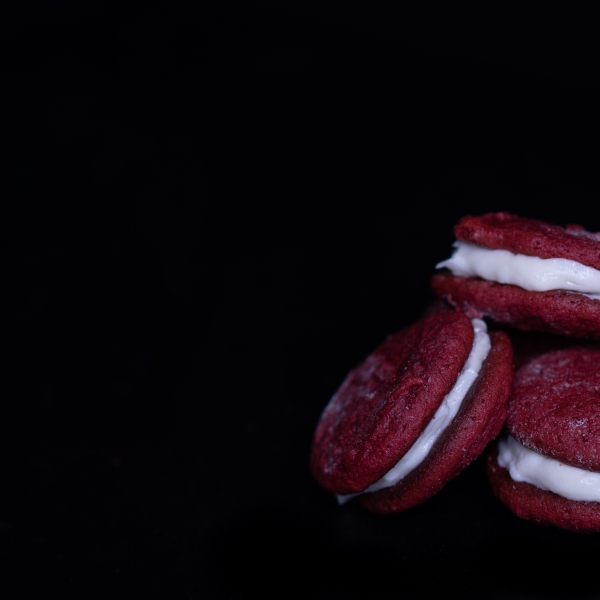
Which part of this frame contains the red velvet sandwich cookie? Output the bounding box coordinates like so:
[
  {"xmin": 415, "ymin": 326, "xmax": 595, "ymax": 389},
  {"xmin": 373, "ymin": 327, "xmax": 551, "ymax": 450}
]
[
  {"xmin": 310, "ymin": 310, "xmax": 513, "ymax": 514},
  {"xmin": 432, "ymin": 212, "xmax": 600, "ymax": 339},
  {"xmin": 487, "ymin": 347, "xmax": 600, "ymax": 533}
]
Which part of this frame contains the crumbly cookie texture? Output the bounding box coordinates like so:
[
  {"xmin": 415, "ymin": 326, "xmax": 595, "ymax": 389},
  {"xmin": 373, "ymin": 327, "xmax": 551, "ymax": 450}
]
[
  {"xmin": 486, "ymin": 346, "xmax": 600, "ymax": 533},
  {"xmin": 310, "ymin": 311, "xmax": 474, "ymax": 495},
  {"xmin": 454, "ymin": 212, "xmax": 600, "ymax": 269},
  {"xmin": 431, "ymin": 273, "xmax": 600, "ymax": 339},
  {"xmin": 487, "ymin": 446, "xmax": 600, "ymax": 534},
  {"xmin": 508, "ymin": 347, "xmax": 600, "ymax": 471},
  {"xmin": 360, "ymin": 330, "xmax": 512, "ymax": 514}
]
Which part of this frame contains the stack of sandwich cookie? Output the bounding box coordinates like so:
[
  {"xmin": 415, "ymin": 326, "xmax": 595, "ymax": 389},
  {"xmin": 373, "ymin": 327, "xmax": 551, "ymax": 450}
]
[
  {"xmin": 486, "ymin": 347, "xmax": 600, "ymax": 533},
  {"xmin": 311, "ymin": 211, "xmax": 598, "ymax": 529},
  {"xmin": 310, "ymin": 311, "xmax": 513, "ymax": 513},
  {"xmin": 432, "ymin": 212, "xmax": 600, "ymax": 339}
]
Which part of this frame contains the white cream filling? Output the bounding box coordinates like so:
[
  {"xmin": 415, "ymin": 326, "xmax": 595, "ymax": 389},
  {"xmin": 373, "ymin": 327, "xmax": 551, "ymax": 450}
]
[
  {"xmin": 337, "ymin": 318, "xmax": 491, "ymax": 504},
  {"xmin": 436, "ymin": 242, "xmax": 600, "ymax": 300},
  {"xmin": 497, "ymin": 434, "xmax": 600, "ymax": 503}
]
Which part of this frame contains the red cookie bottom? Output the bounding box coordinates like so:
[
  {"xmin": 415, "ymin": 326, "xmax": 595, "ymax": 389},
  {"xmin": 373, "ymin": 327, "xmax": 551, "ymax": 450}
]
[
  {"xmin": 431, "ymin": 273, "xmax": 600, "ymax": 339},
  {"xmin": 486, "ymin": 444, "xmax": 600, "ymax": 534}
]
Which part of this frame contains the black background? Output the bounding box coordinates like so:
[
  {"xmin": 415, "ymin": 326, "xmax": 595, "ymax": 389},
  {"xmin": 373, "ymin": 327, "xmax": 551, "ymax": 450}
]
[{"xmin": 3, "ymin": 2, "xmax": 600, "ymax": 598}]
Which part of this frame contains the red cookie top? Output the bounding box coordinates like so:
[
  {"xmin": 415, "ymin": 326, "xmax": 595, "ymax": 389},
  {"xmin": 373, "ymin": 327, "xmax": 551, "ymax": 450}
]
[
  {"xmin": 507, "ymin": 347, "xmax": 600, "ymax": 471},
  {"xmin": 310, "ymin": 311, "xmax": 474, "ymax": 495},
  {"xmin": 454, "ymin": 212, "xmax": 600, "ymax": 270}
]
